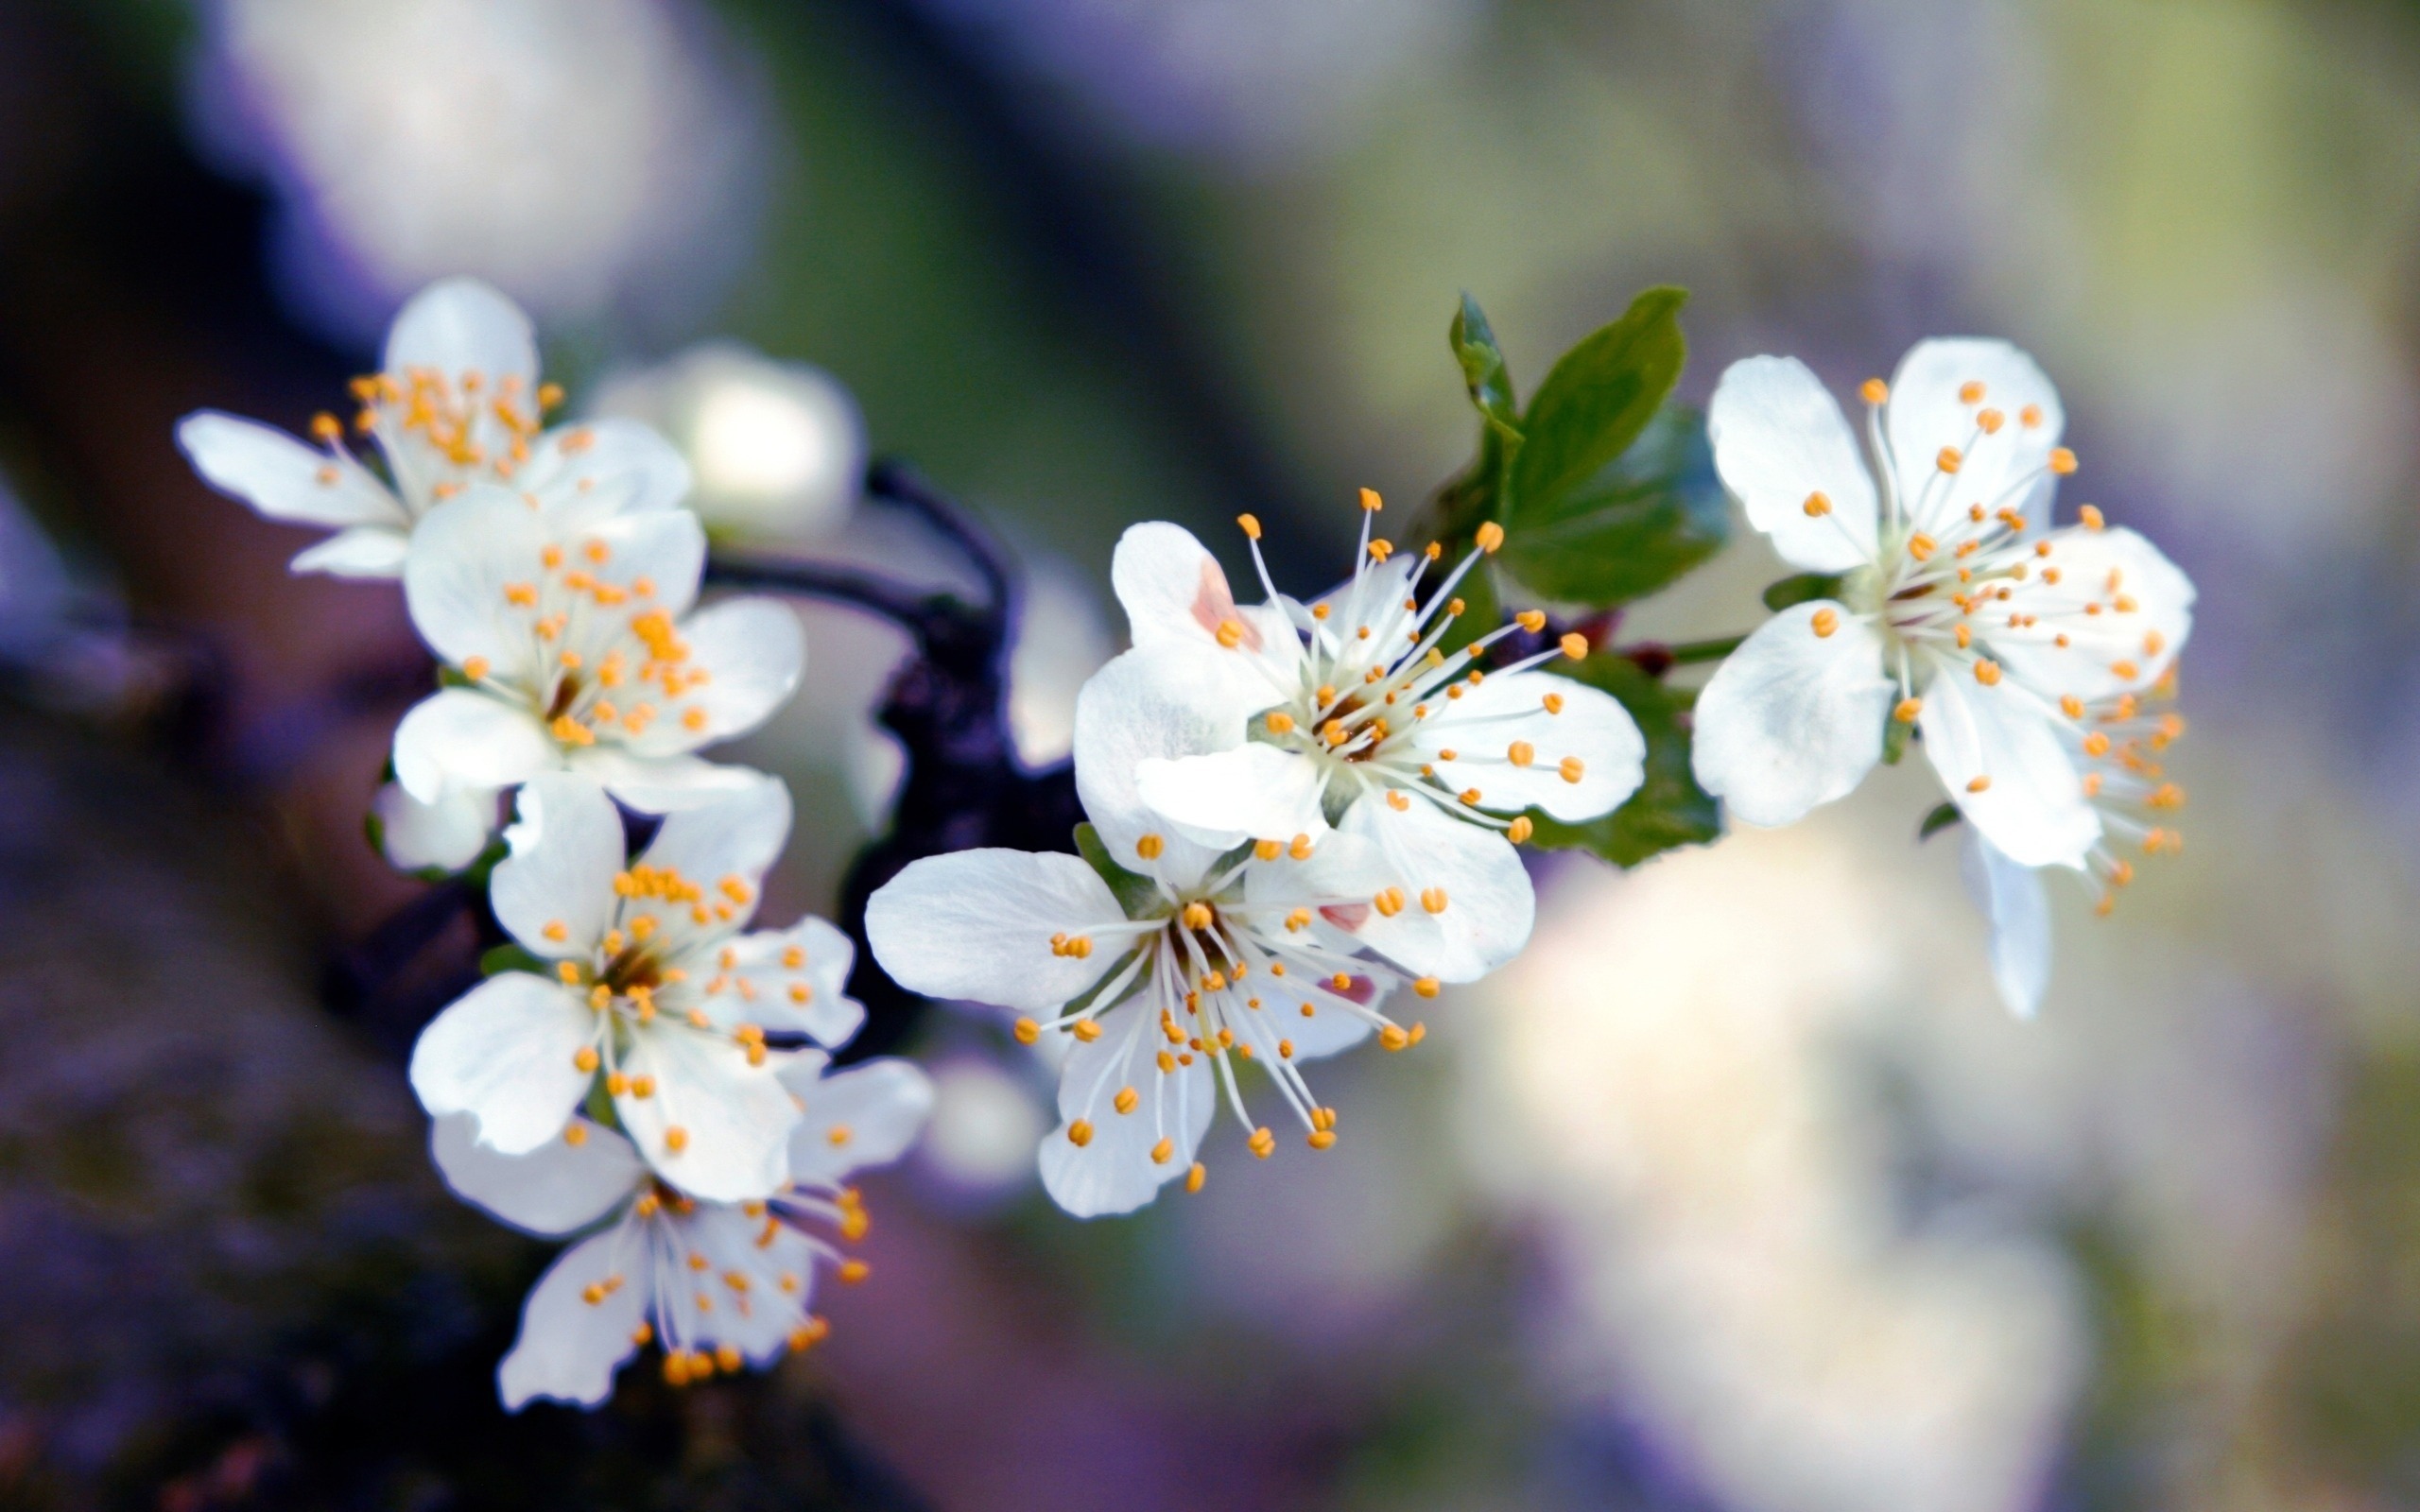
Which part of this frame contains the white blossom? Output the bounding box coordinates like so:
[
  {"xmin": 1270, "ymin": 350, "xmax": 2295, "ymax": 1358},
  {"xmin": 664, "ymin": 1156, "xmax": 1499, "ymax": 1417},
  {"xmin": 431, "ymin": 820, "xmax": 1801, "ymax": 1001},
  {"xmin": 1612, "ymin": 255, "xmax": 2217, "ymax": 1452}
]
[
  {"xmin": 389, "ymin": 476, "xmax": 803, "ymax": 814},
  {"xmin": 1691, "ymin": 338, "xmax": 2196, "ymax": 870},
  {"xmin": 1103, "ymin": 507, "xmax": 1647, "ymax": 980},
  {"xmin": 428, "ymin": 1053, "xmax": 932, "ymax": 1408},
  {"xmin": 409, "ymin": 773, "xmax": 862, "ymax": 1202},
  {"xmin": 866, "ymin": 650, "xmax": 1445, "ymax": 1218},
  {"xmin": 177, "ymin": 278, "xmax": 690, "ymax": 576},
  {"xmin": 372, "ymin": 779, "xmax": 497, "ymax": 873}
]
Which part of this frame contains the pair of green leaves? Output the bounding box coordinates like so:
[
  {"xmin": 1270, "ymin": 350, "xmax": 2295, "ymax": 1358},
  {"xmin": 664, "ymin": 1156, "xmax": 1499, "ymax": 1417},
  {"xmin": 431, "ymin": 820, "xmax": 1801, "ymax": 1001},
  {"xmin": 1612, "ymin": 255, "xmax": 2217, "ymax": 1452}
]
[{"xmin": 1430, "ymin": 288, "xmax": 1729, "ymax": 868}]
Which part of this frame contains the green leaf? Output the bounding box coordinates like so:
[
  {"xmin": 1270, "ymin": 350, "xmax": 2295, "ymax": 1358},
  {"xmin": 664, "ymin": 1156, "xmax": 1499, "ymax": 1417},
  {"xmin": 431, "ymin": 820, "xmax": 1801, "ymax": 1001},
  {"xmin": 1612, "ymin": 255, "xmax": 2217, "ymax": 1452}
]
[
  {"xmin": 1507, "ymin": 286, "xmax": 1687, "ymax": 524},
  {"xmin": 1449, "ymin": 291, "xmax": 1520, "ymax": 441},
  {"xmin": 1917, "ymin": 801, "xmax": 1962, "ymax": 842},
  {"xmin": 1075, "ymin": 822, "xmax": 1160, "ymax": 918},
  {"xmin": 1519, "ymin": 653, "xmax": 1720, "ymax": 868},
  {"xmin": 1762, "ymin": 572, "xmax": 1845, "ymax": 612},
  {"xmin": 1495, "ymin": 404, "xmax": 1728, "ymax": 606},
  {"xmin": 481, "ymin": 942, "xmax": 548, "ymax": 977}
]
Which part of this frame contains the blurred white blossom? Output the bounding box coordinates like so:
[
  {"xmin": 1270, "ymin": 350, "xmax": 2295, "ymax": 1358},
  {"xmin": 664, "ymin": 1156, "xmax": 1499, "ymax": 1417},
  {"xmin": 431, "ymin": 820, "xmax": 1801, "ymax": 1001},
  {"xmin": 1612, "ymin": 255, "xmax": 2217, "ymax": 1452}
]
[
  {"xmin": 189, "ymin": 0, "xmax": 766, "ymax": 339},
  {"xmin": 595, "ymin": 343, "xmax": 867, "ymax": 542},
  {"xmin": 1463, "ymin": 822, "xmax": 2084, "ymax": 1512}
]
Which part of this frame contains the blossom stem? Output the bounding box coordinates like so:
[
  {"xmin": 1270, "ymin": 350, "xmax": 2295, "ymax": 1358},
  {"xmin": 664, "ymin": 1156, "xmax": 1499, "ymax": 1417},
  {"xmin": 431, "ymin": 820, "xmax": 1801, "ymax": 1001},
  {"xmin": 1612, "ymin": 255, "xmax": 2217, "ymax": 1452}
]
[{"xmin": 1617, "ymin": 632, "xmax": 1748, "ymax": 676}]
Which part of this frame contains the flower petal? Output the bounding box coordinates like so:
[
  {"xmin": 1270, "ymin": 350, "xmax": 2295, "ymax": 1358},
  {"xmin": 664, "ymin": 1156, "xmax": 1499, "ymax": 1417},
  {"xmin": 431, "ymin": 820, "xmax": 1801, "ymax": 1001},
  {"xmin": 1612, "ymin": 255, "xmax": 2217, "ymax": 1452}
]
[
  {"xmin": 288, "ymin": 525, "xmax": 411, "ymax": 577},
  {"xmin": 1073, "ymin": 647, "xmax": 1249, "ymax": 884},
  {"xmin": 623, "ymin": 597, "xmax": 804, "ymax": 757},
  {"xmin": 1920, "ymin": 664, "xmax": 2100, "ymax": 868},
  {"xmin": 1886, "ymin": 338, "xmax": 2065, "ymax": 537},
  {"xmin": 566, "ymin": 749, "xmax": 773, "ymax": 815},
  {"xmin": 176, "ymin": 412, "xmax": 406, "ymax": 528},
  {"xmin": 865, "ymin": 850, "xmax": 1125, "ymax": 1014},
  {"xmin": 401, "ymin": 484, "xmax": 554, "ymax": 670},
  {"xmin": 408, "ymin": 972, "xmax": 596, "ymax": 1154},
  {"xmin": 1110, "ymin": 521, "xmax": 1296, "ymax": 708},
  {"xmin": 1338, "ymin": 797, "xmax": 1533, "ymax": 982},
  {"xmin": 1993, "ymin": 524, "xmax": 2196, "ymax": 703},
  {"xmin": 683, "ymin": 1204, "xmax": 817, "ymax": 1362},
  {"xmin": 713, "ymin": 915, "xmax": 865, "ymax": 1046},
  {"xmin": 430, "ymin": 1113, "xmax": 643, "ymax": 1236},
  {"xmin": 519, "ymin": 418, "xmax": 693, "ymax": 516},
  {"xmin": 616, "ymin": 1034, "xmax": 804, "ymax": 1202},
  {"xmin": 781, "ymin": 1057, "xmax": 936, "ymax": 1188},
  {"xmin": 635, "ymin": 770, "xmax": 791, "ymax": 901},
  {"xmin": 1038, "ymin": 1002, "xmax": 1217, "ymax": 1218},
  {"xmin": 385, "ymin": 277, "xmax": 539, "ymax": 394},
  {"xmin": 375, "ymin": 781, "xmax": 497, "ymax": 872},
  {"xmin": 497, "ymin": 1228, "xmax": 645, "ymax": 1410},
  {"xmin": 1962, "ymin": 834, "xmax": 2053, "ymax": 1020},
  {"xmin": 492, "ymin": 773, "xmax": 627, "ymax": 957},
  {"xmin": 1706, "ymin": 356, "xmax": 1878, "ymax": 572},
  {"xmin": 1134, "ymin": 741, "xmax": 1328, "ymax": 850},
  {"xmin": 393, "ymin": 688, "xmax": 559, "ymax": 804},
  {"xmin": 1415, "ymin": 669, "xmax": 1645, "ymax": 823},
  {"xmin": 1690, "ymin": 601, "xmax": 1892, "ymax": 828}
]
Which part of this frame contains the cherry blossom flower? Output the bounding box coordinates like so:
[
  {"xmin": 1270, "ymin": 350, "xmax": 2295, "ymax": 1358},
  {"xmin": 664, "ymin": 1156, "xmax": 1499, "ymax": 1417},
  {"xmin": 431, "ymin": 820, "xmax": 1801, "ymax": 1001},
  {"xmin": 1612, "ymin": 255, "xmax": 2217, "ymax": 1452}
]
[
  {"xmin": 428, "ymin": 1053, "xmax": 932, "ymax": 1408},
  {"xmin": 1103, "ymin": 504, "xmax": 1646, "ymax": 980},
  {"xmin": 866, "ymin": 650, "xmax": 1441, "ymax": 1218},
  {"xmin": 390, "ymin": 479, "xmax": 803, "ymax": 814},
  {"xmin": 1690, "ymin": 338, "xmax": 2195, "ymax": 869},
  {"xmin": 178, "ymin": 277, "xmax": 690, "ymax": 576},
  {"xmin": 409, "ymin": 773, "xmax": 862, "ymax": 1201}
]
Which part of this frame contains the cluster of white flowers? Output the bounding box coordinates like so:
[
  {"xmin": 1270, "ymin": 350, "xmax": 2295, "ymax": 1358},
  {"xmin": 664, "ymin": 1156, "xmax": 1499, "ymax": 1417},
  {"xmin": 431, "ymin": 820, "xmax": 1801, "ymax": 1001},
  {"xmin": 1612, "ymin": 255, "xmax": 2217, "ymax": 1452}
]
[
  {"xmin": 178, "ymin": 279, "xmax": 932, "ymax": 1406},
  {"xmin": 1690, "ymin": 337, "xmax": 2196, "ymax": 1016},
  {"xmin": 173, "ymin": 273, "xmax": 2200, "ymax": 1400},
  {"xmin": 869, "ymin": 501, "xmax": 1650, "ymax": 1216}
]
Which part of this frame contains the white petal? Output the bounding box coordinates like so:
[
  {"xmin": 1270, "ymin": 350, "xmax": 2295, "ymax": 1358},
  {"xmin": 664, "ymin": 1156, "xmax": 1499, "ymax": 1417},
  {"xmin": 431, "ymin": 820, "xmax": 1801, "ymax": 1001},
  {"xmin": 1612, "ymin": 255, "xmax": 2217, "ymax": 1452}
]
[
  {"xmin": 1073, "ymin": 647, "xmax": 1251, "ymax": 885},
  {"xmin": 394, "ymin": 689, "xmax": 558, "ymax": 804},
  {"xmin": 567, "ymin": 749, "xmax": 771, "ymax": 815},
  {"xmin": 622, "ymin": 597, "xmax": 804, "ymax": 756},
  {"xmin": 635, "ymin": 770, "xmax": 791, "ymax": 899},
  {"xmin": 401, "ymin": 484, "xmax": 555, "ymax": 670},
  {"xmin": 1134, "ymin": 742, "xmax": 1328, "ymax": 850},
  {"xmin": 430, "ymin": 1113, "xmax": 643, "ymax": 1236},
  {"xmin": 1339, "ymin": 797, "xmax": 1534, "ymax": 982},
  {"xmin": 288, "ymin": 525, "xmax": 411, "ymax": 577},
  {"xmin": 385, "ymin": 277, "xmax": 539, "ymax": 394},
  {"xmin": 492, "ymin": 774, "xmax": 627, "ymax": 956},
  {"xmin": 582, "ymin": 503, "xmax": 707, "ymax": 622},
  {"xmin": 1886, "ymin": 338, "xmax": 2065, "ymax": 537},
  {"xmin": 615, "ymin": 1033, "xmax": 803, "ymax": 1202},
  {"xmin": 1690, "ymin": 602, "xmax": 1892, "ymax": 828},
  {"xmin": 375, "ymin": 782, "xmax": 497, "ymax": 872},
  {"xmin": 1109, "ymin": 521, "xmax": 1296, "ymax": 706},
  {"xmin": 1038, "ymin": 1003, "xmax": 1217, "ymax": 1218},
  {"xmin": 683, "ymin": 1204, "xmax": 817, "ymax": 1361},
  {"xmin": 712, "ymin": 915, "xmax": 865, "ymax": 1045},
  {"xmin": 408, "ymin": 972, "xmax": 596, "ymax": 1154},
  {"xmin": 781, "ymin": 1057, "xmax": 936, "ymax": 1187},
  {"xmin": 519, "ymin": 418, "xmax": 693, "ymax": 515},
  {"xmin": 1705, "ymin": 356, "xmax": 1879, "ymax": 572},
  {"xmin": 1962, "ymin": 834, "xmax": 2053, "ymax": 1020},
  {"xmin": 1919, "ymin": 665, "xmax": 2100, "ymax": 868},
  {"xmin": 498, "ymin": 1228, "xmax": 644, "ymax": 1410},
  {"xmin": 1993, "ymin": 524, "xmax": 2196, "ymax": 702},
  {"xmin": 1415, "ymin": 669, "xmax": 1645, "ymax": 823},
  {"xmin": 864, "ymin": 850, "xmax": 1125, "ymax": 1014},
  {"xmin": 176, "ymin": 412, "xmax": 407, "ymax": 529}
]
